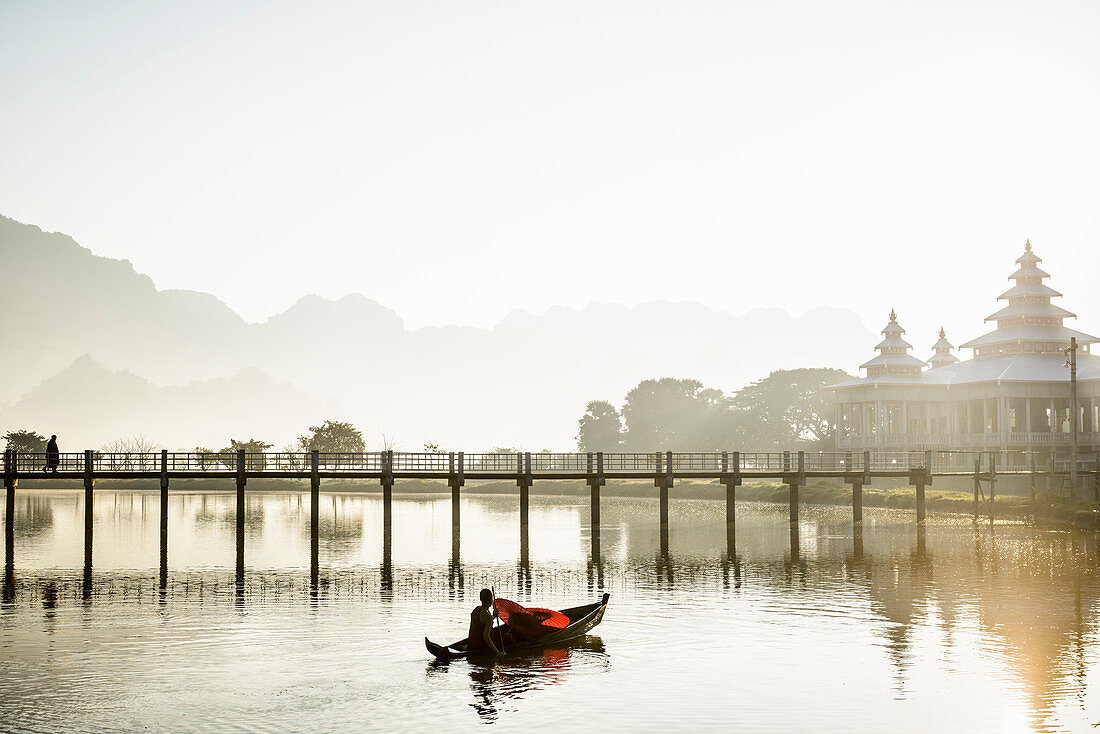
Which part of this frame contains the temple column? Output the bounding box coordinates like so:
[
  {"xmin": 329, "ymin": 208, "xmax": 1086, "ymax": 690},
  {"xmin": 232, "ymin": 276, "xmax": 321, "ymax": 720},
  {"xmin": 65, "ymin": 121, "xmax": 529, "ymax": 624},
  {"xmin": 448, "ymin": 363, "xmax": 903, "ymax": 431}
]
[{"xmin": 876, "ymin": 399, "xmax": 885, "ymax": 446}]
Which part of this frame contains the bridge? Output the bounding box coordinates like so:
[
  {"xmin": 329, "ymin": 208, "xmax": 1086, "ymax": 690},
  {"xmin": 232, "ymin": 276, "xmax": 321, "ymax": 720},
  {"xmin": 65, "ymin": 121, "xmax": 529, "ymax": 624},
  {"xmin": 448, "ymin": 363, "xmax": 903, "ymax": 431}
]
[{"xmin": 4, "ymin": 448, "xmax": 1098, "ymax": 600}]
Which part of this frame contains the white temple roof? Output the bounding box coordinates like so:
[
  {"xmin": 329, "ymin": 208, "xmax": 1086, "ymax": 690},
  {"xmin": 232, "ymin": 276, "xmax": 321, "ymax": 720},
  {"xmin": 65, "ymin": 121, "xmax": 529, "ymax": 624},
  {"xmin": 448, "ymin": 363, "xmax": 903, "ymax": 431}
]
[
  {"xmin": 831, "ymin": 352, "xmax": 1100, "ymax": 388},
  {"xmin": 874, "ymin": 336, "xmax": 914, "ymax": 350},
  {"xmin": 959, "ymin": 324, "xmax": 1100, "ymax": 348},
  {"xmin": 858, "ymin": 353, "xmax": 928, "ymax": 369},
  {"xmin": 998, "ymin": 282, "xmax": 1062, "ymax": 300},
  {"xmin": 984, "ymin": 301, "xmax": 1077, "ymax": 322},
  {"xmin": 1008, "ymin": 264, "xmax": 1051, "ymax": 279}
]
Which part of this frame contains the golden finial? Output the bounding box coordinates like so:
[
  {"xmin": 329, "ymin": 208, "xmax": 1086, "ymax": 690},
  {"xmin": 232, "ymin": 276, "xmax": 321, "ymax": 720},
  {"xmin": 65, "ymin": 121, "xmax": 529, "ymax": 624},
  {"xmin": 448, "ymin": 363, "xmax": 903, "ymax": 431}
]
[
  {"xmin": 939, "ymin": 326, "xmax": 946, "ymax": 339},
  {"xmin": 889, "ymin": 308, "xmax": 897, "ymax": 322},
  {"xmin": 1025, "ymin": 238, "xmax": 1032, "ymax": 252}
]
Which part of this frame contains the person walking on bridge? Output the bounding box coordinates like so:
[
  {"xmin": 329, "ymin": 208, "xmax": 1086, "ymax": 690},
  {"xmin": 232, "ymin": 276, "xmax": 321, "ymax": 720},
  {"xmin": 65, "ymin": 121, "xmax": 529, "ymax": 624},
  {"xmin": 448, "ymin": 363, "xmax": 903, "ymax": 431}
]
[{"xmin": 44, "ymin": 435, "xmax": 59, "ymax": 474}]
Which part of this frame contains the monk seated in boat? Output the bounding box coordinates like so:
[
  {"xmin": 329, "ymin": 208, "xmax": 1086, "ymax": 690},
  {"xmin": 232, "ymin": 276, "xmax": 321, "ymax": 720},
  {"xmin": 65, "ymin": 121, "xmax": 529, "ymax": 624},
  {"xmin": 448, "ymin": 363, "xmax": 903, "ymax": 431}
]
[{"xmin": 466, "ymin": 589, "xmax": 504, "ymax": 656}]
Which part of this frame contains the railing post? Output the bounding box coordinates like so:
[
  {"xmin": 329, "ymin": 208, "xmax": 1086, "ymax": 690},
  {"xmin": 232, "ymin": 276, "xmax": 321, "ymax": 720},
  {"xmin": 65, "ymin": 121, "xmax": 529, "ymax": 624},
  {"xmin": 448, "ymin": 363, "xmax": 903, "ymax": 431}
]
[{"xmin": 862, "ymin": 450, "xmax": 871, "ymax": 486}]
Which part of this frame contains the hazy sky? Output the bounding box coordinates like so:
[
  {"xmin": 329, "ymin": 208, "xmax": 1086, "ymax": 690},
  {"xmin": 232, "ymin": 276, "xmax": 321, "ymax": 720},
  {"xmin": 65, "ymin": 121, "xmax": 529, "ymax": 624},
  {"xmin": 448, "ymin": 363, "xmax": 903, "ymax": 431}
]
[{"xmin": 3, "ymin": 0, "xmax": 1099, "ymax": 357}]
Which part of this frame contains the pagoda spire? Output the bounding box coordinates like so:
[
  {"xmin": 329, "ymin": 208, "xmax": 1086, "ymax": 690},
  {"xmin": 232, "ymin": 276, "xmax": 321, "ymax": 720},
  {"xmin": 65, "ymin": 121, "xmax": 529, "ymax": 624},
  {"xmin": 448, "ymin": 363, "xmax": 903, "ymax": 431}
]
[
  {"xmin": 859, "ymin": 309, "xmax": 927, "ymax": 378},
  {"xmin": 927, "ymin": 327, "xmax": 959, "ymax": 368},
  {"xmin": 961, "ymin": 240, "xmax": 1099, "ymax": 358}
]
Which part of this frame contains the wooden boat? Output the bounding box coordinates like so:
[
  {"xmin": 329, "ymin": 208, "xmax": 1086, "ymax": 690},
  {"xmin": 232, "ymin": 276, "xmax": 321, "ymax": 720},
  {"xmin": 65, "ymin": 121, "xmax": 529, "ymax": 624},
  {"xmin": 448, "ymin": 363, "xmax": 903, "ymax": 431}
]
[{"xmin": 425, "ymin": 593, "xmax": 610, "ymax": 660}]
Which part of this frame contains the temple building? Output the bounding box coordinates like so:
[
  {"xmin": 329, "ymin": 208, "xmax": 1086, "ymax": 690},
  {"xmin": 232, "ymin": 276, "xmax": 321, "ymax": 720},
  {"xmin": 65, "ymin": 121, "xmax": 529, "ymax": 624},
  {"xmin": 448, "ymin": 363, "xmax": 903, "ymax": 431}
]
[{"xmin": 831, "ymin": 241, "xmax": 1100, "ymax": 460}]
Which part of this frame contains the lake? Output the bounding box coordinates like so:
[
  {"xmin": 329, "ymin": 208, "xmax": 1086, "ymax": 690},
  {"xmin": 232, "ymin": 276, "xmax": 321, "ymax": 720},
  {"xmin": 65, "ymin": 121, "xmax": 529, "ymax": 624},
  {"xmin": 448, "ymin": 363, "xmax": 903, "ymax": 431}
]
[{"xmin": 2, "ymin": 490, "xmax": 1099, "ymax": 732}]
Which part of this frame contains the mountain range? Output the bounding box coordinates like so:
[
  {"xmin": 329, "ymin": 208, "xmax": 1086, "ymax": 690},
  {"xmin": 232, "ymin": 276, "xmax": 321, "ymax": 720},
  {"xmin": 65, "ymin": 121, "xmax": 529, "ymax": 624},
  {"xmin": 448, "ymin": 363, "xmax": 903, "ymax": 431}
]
[{"xmin": 0, "ymin": 214, "xmax": 874, "ymax": 450}]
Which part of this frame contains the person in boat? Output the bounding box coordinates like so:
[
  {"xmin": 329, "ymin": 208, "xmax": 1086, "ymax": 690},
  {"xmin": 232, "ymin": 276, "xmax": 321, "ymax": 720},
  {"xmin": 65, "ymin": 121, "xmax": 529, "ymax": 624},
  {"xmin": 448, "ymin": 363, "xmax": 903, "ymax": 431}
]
[{"xmin": 467, "ymin": 589, "xmax": 504, "ymax": 656}]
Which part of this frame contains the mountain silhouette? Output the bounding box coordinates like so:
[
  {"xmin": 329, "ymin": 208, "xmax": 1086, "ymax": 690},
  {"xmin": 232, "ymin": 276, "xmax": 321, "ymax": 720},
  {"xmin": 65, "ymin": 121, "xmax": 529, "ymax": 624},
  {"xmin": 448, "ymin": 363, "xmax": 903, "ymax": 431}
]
[{"xmin": 1, "ymin": 214, "xmax": 873, "ymax": 450}]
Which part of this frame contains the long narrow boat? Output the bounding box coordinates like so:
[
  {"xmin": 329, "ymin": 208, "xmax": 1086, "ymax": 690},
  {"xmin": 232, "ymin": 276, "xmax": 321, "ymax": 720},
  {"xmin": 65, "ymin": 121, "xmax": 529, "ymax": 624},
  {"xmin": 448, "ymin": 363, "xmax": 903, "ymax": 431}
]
[{"xmin": 425, "ymin": 593, "xmax": 610, "ymax": 660}]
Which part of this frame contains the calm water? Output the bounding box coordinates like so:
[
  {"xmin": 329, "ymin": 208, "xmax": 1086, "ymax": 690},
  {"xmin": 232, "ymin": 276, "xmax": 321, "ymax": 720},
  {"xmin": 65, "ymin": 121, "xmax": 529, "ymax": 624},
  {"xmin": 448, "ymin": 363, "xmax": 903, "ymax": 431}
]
[{"xmin": 2, "ymin": 490, "xmax": 1099, "ymax": 732}]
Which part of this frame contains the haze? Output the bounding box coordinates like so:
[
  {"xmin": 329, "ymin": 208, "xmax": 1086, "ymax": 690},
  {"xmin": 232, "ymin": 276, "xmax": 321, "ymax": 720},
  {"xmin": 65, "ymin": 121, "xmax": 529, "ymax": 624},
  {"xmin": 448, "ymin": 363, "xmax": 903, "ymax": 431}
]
[{"xmin": 3, "ymin": 0, "xmax": 1098, "ymax": 344}]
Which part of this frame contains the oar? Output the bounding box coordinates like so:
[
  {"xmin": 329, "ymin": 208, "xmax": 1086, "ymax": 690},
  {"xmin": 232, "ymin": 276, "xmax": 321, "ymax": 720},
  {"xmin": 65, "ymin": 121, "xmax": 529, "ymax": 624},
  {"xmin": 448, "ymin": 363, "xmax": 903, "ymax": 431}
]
[{"xmin": 492, "ymin": 585, "xmax": 506, "ymax": 655}]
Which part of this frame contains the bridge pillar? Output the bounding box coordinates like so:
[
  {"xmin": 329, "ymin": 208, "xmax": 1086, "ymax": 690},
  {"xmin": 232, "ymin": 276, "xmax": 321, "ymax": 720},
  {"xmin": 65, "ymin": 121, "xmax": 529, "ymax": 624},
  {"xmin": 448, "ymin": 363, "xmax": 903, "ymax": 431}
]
[
  {"xmin": 586, "ymin": 452, "xmax": 604, "ymax": 530},
  {"xmin": 235, "ymin": 449, "xmax": 246, "ymax": 577},
  {"xmin": 159, "ymin": 449, "xmax": 168, "ymax": 589},
  {"xmin": 448, "ymin": 452, "xmax": 464, "ymax": 528},
  {"xmin": 786, "ymin": 451, "xmax": 805, "ymax": 529},
  {"xmin": 1029, "ymin": 456, "xmax": 1037, "ymax": 502},
  {"xmin": 84, "ymin": 449, "xmax": 95, "ymax": 572},
  {"xmin": 656, "ymin": 451, "xmax": 674, "ymax": 525},
  {"xmin": 382, "ymin": 450, "xmax": 394, "ymax": 528},
  {"xmin": 310, "ymin": 450, "xmax": 320, "ymax": 585},
  {"xmin": 721, "ymin": 451, "xmax": 741, "ymax": 529},
  {"xmin": 909, "ymin": 452, "xmax": 931, "ymax": 524},
  {"xmin": 846, "ymin": 478, "xmax": 863, "ymax": 523},
  {"xmin": 972, "ymin": 456, "xmax": 981, "ymax": 521},
  {"xmin": 517, "ymin": 452, "xmax": 532, "ymax": 528},
  {"xmin": 988, "ymin": 452, "xmax": 997, "ymax": 524},
  {"xmin": 3, "ymin": 450, "xmax": 13, "ymax": 602}
]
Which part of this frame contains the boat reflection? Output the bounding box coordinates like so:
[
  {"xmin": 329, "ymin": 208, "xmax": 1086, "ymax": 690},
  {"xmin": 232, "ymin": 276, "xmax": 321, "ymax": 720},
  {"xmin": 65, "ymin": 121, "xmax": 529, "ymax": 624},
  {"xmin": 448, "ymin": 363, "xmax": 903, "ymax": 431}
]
[{"xmin": 429, "ymin": 636, "xmax": 609, "ymax": 724}]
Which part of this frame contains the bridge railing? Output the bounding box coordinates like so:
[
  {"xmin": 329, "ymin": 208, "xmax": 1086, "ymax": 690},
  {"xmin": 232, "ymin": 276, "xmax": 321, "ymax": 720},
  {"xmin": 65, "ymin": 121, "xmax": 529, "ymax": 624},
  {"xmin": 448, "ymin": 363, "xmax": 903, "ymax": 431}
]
[{"xmin": 6, "ymin": 449, "xmax": 1099, "ymax": 477}]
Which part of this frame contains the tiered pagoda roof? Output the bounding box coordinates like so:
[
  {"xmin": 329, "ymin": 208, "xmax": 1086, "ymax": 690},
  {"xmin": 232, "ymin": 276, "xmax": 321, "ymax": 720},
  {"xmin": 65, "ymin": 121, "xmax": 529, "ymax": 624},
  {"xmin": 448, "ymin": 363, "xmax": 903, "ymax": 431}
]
[
  {"xmin": 830, "ymin": 240, "xmax": 1100, "ymax": 390},
  {"xmin": 960, "ymin": 241, "xmax": 1099, "ymax": 357},
  {"xmin": 927, "ymin": 328, "xmax": 959, "ymax": 368},
  {"xmin": 859, "ymin": 309, "xmax": 926, "ymax": 377}
]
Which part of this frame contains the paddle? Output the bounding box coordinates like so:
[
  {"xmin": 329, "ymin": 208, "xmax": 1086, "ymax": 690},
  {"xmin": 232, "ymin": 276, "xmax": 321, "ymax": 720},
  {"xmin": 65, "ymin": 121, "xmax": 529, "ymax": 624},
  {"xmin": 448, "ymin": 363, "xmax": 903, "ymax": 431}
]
[{"xmin": 491, "ymin": 585, "xmax": 506, "ymax": 655}]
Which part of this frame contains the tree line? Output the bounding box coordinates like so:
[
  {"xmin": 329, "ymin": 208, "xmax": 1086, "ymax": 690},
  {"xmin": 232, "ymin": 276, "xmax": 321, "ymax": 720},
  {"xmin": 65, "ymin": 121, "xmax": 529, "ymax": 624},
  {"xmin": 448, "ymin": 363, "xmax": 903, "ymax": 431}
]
[
  {"xmin": 576, "ymin": 368, "xmax": 852, "ymax": 452},
  {"xmin": 3, "ymin": 420, "xmax": 368, "ymax": 455}
]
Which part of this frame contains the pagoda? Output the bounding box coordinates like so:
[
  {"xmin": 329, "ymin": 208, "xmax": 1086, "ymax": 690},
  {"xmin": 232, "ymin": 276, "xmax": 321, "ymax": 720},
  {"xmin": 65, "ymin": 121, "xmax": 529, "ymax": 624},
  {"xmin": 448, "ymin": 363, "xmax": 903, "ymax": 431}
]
[
  {"xmin": 829, "ymin": 240, "xmax": 1100, "ymax": 463},
  {"xmin": 927, "ymin": 328, "xmax": 959, "ymax": 369},
  {"xmin": 960, "ymin": 240, "xmax": 1098, "ymax": 357},
  {"xmin": 859, "ymin": 310, "xmax": 927, "ymax": 378}
]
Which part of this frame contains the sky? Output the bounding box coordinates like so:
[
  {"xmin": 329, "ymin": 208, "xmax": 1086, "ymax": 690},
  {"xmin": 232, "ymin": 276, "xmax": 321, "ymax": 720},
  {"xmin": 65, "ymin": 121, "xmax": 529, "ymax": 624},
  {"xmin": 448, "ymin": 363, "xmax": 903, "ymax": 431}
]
[{"xmin": 2, "ymin": 0, "xmax": 1099, "ymax": 356}]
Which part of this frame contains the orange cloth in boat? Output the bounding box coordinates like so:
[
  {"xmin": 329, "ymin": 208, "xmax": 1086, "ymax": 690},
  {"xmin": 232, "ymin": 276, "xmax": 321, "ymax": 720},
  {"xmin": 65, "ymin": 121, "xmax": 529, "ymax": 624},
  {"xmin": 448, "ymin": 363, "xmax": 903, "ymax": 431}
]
[{"xmin": 494, "ymin": 598, "xmax": 569, "ymax": 637}]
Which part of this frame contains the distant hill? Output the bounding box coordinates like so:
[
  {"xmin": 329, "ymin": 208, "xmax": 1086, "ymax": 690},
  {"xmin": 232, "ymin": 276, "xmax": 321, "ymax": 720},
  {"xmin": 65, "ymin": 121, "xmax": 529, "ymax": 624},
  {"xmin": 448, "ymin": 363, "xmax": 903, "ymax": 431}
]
[
  {"xmin": 0, "ymin": 355, "xmax": 333, "ymax": 450},
  {"xmin": 0, "ymin": 214, "xmax": 874, "ymax": 449}
]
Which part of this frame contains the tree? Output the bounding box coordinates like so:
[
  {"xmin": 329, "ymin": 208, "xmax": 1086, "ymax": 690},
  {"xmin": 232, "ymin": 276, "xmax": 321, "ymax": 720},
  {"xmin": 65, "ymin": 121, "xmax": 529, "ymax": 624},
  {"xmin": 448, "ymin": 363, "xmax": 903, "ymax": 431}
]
[
  {"xmin": 620, "ymin": 378, "xmax": 737, "ymax": 450},
  {"xmin": 577, "ymin": 401, "xmax": 623, "ymax": 451},
  {"xmin": 220, "ymin": 438, "xmax": 274, "ymax": 471},
  {"xmin": 297, "ymin": 420, "xmax": 365, "ymax": 453},
  {"xmin": 222, "ymin": 438, "xmax": 273, "ymax": 454},
  {"xmin": 377, "ymin": 431, "xmax": 400, "ymax": 451},
  {"xmin": 101, "ymin": 434, "xmax": 160, "ymax": 453},
  {"xmin": 3, "ymin": 429, "xmax": 46, "ymax": 453},
  {"xmin": 730, "ymin": 368, "xmax": 853, "ymax": 449},
  {"xmin": 423, "ymin": 443, "xmax": 445, "ymax": 453}
]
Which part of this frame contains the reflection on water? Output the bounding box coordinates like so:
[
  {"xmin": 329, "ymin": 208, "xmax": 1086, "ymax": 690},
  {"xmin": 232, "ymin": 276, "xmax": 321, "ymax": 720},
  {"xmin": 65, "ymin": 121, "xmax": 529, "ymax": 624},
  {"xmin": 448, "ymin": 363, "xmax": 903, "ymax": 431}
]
[
  {"xmin": 428, "ymin": 637, "xmax": 610, "ymax": 724},
  {"xmin": 1, "ymin": 491, "xmax": 1099, "ymax": 732}
]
